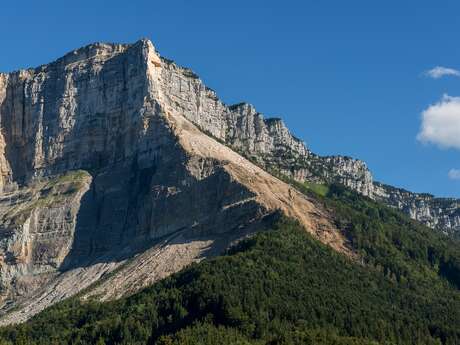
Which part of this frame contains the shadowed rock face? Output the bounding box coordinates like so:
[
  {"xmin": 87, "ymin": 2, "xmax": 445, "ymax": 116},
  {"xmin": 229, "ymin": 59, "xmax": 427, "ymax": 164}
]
[{"xmin": 0, "ymin": 40, "xmax": 347, "ymax": 324}]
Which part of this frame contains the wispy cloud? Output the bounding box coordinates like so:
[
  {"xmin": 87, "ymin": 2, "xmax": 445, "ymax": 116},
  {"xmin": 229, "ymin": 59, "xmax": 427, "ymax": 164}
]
[
  {"xmin": 425, "ymin": 66, "xmax": 460, "ymax": 79},
  {"xmin": 448, "ymin": 169, "xmax": 460, "ymax": 180},
  {"xmin": 417, "ymin": 94, "xmax": 460, "ymax": 149}
]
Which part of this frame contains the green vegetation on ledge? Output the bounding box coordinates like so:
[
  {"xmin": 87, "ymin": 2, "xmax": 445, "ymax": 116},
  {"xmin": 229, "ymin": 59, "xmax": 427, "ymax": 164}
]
[
  {"xmin": 5, "ymin": 170, "xmax": 91, "ymax": 226},
  {"xmin": 302, "ymin": 181, "xmax": 330, "ymax": 196}
]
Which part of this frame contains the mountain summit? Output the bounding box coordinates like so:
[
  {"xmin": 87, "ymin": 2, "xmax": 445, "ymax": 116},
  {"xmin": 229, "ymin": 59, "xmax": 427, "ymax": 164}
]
[{"xmin": 0, "ymin": 39, "xmax": 458, "ymax": 324}]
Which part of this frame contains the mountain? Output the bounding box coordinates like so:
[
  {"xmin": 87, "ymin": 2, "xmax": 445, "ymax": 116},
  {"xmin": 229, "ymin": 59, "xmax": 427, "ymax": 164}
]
[{"xmin": 0, "ymin": 38, "xmax": 458, "ymax": 328}]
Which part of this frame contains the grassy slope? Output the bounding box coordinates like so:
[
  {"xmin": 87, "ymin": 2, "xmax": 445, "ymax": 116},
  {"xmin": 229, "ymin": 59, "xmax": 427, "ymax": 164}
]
[{"xmin": 0, "ymin": 184, "xmax": 459, "ymax": 345}]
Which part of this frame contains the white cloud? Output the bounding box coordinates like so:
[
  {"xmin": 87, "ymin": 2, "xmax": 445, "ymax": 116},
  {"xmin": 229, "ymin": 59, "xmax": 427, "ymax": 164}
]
[
  {"xmin": 417, "ymin": 94, "xmax": 460, "ymax": 149},
  {"xmin": 448, "ymin": 169, "xmax": 460, "ymax": 180},
  {"xmin": 425, "ymin": 66, "xmax": 460, "ymax": 79}
]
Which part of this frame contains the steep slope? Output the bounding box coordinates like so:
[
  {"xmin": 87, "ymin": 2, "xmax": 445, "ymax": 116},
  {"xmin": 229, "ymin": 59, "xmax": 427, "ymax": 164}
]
[{"xmin": 0, "ymin": 40, "xmax": 347, "ymax": 323}]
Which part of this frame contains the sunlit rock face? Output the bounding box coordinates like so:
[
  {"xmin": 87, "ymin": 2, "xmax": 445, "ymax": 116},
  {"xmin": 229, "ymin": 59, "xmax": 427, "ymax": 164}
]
[{"xmin": 372, "ymin": 183, "xmax": 460, "ymax": 236}]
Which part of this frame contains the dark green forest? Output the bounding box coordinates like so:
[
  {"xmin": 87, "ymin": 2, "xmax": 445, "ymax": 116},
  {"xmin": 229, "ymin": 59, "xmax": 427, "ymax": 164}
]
[{"xmin": 1, "ymin": 184, "xmax": 459, "ymax": 345}]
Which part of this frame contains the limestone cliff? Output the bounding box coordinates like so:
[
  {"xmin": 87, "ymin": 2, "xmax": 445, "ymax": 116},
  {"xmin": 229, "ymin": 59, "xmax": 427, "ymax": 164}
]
[{"xmin": 0, "ymin": 40, "xmax": 347, "ymax": 324}]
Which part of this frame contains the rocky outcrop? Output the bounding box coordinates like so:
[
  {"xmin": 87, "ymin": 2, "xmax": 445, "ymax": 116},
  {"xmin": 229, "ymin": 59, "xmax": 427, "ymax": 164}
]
[{"xmin": 373, "ymin": 183, "xmax": 460, "ymax": 236}]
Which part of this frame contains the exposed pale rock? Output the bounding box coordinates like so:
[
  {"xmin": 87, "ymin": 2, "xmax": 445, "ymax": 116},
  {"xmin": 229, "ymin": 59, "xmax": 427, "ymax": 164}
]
[
  {"xmin": 0, "ymin": 171, "xmax": 91, "ymax": 306},
  {"xmin": 372, "ymin": 183, "xmax": 460, "ymax": 235}
]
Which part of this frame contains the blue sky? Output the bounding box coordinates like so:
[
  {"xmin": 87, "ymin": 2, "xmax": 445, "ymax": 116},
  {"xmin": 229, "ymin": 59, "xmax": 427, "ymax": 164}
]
[{"xmin": 1, "ymin": 0, "xmax": 460, "ymax": 197}]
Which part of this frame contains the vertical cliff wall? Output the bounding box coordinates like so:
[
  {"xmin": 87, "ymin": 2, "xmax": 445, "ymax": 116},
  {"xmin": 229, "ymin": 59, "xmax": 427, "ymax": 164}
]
[{"xmin": 0, "ymin": 39, "xmax": 349, "ymax": 323}]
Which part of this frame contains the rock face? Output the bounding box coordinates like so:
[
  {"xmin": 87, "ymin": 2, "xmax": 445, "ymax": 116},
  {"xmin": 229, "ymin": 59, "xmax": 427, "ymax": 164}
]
[
  {"xmin": 0, "ymin": 37, "xmax": 458, "ymax": 324},
  {"xmin": 373, "ymin": 183, "xmax": 460, "ymax": 236},
  {"xmin": 0, "ymin": 39, "xmax": 349, "ymax": 324}
]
